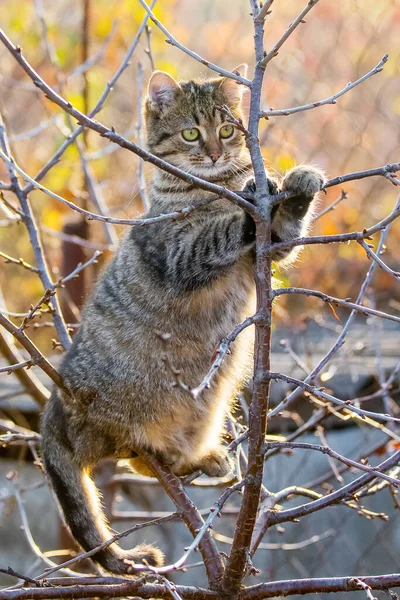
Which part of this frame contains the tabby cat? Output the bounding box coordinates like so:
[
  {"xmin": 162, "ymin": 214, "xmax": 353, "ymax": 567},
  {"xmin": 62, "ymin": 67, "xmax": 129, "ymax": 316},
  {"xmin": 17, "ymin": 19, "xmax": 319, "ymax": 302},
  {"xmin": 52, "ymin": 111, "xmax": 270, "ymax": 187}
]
[{"xmin": 41, "ymin": 65, "xmax": 325, "ymax": 574}]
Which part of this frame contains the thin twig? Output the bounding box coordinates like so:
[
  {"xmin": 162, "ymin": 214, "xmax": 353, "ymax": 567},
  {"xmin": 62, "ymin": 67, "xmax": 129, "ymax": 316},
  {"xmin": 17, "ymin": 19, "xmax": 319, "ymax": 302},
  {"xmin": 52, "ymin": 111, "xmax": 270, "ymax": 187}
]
[
  {"xmin": 0, "ymin": 250, "xmax": 38, "ymax": 273},
  {"xmin": 359, "ymin": 239, "xmax": 400, "ymax": 280},
  {"xmin": 137, "ymin": 0, "xmax": 251, "ymax": 86},
  {"xmin": 0, "ymin": 327, "xmax": 50, "ymax": 405},
  {"xmin": 22, "ymin": 0, "xmax": 157, "ymax": 191},
  {"xmin": 273, "ymin": 287, "xmax": 400, "ymax": 324},
  {"xmin": 314, "ymin": 190, "xmax": 347, "ymax": 220},
  {"xmin": 0, "ymin": 116, "xmax": 72, "ymax": 350},
  {"xmin": 0, "ymin": 359, "xmax": 33, "ymax": 374},
  {"xmin": 261, "ymin": 55, "xmax": 388, "ymax": 117},
  {"xmin": 260, "ymin": 0, "xmax": 321, "ymax": 67},
  {"xmin": 0, "ymin": 311, "xmax": 66, "ymax": 393}
]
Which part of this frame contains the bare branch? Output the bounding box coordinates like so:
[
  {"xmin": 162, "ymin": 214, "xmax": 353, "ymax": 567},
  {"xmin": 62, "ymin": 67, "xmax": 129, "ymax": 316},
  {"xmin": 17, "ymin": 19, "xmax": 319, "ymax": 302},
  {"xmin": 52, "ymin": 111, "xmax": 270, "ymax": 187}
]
[
  {"xmin": 21, "ymin": 1, "xmax": 156, "ymax": 191},
  {"xmin": 221, "ymin": 13, "xmax": 273, "ymax": 596},
  {"xmin": 0, "ymin": 328, "xmax": 50, "ymax": 405},
  {"xmin": 261, "ymin": 55, "xmax": 388, "ymax": 117},
  {"xmin": 314, "ymin": 190, "xmax": 347, "ymax": 220},
  {"xmin": 359, "ymin": 239, "xmax": 400, "ymax": 280},
  {"xmin": 0, "ymin": 310, "xmax": 66, "ymax": 393},
  {"xmin": 0, "ymin": 251, "xmax": 38, "ymax": 273},
  {"xmin": 137, "ymin": 0, "xmax": 251, "ymax": 86},
  {"xmin": 56, "ymin": 251, "xmax": 102, "ymax": 286},
  {"xmin": 260, "ymin": 0, "xmax": 321, "ymax": 67},
  {"xmin": 269, "ymin": 371, "xmax": 400, "ymax": 425},
  {"xmin": 0, "ymin": 115, "xmax": 72, "ymax": 349},
  {"xmin": 0, "ymin": 359, "xmax": 33, "ymax": 374},
  {"xmin": 243, "ymin": 575, "xmax": 400, "ymax": 599},
  {"xmin": 255, "ymin": 1, "xmax": 276, "ymax": 22},
  {"xmin": 0, "ymin": 581, "xmax": 218, "ymax": 600},
  {"xmin": 266, "ymin": 450, "xmax": 400, "ymax": 526},
  {"xmin": 0, "ymin": 146, "xmax": 253, "ymax": 225},
  {"xmin": 273, "ymin": 287, "xmax": 400, "ymax": 324},
  {"xmin": 140, "ymin": 452, "xmax": 225, "ymax": 588},
  {"xmin": 192, "ymin": 315, "xmax": 259, "ymax": 399},
  {"xmin": 264, "ymin": 441, "xmax": 400, "ymax": 488}
]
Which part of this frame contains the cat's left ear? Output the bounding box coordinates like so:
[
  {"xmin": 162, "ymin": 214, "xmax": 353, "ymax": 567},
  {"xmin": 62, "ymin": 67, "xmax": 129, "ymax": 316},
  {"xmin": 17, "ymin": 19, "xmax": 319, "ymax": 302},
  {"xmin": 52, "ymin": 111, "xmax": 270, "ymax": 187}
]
[
  {"xmin": 219, "ymin": 64, "xmax": 248, "ymax": 106},
  {"xmin": 147, "ymin": 71, "xmax": 181, "ymax": 112}
]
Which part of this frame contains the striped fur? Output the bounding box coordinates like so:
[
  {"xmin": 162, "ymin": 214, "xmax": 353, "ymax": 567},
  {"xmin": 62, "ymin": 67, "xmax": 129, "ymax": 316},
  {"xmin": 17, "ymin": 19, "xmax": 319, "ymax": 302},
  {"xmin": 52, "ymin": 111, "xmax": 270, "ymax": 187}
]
[{"xmin": 41, "ymin": 69, "xmax": 325, "ymax": 575}]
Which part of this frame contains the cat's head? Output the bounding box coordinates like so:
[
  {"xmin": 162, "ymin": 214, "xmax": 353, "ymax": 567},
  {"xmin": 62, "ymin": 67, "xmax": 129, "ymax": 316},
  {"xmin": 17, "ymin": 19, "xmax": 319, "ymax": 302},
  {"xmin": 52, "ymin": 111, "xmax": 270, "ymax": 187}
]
[{"xmin": 144, "ymin": 66, "xmax": 248, "ymax": 179}]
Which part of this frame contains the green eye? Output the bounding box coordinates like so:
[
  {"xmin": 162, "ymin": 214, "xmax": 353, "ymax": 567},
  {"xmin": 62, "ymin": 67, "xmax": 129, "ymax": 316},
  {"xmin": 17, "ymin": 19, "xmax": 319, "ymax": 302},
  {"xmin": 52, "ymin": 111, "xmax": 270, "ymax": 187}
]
[
  {"xmin": 182, "ymin": 128, "xmax": 200, "ymax": 142},
  {"xmin": 219, "ymin": 125, "xmax": 234, "ymax": 139}
]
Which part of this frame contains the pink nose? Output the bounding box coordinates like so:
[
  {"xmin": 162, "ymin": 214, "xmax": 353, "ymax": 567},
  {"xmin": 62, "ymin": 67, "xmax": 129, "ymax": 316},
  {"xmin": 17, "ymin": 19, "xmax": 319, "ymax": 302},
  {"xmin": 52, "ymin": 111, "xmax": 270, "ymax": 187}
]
[{"xmin": 210, "ymin": 152, "xmax": 221, "ymax": 164}]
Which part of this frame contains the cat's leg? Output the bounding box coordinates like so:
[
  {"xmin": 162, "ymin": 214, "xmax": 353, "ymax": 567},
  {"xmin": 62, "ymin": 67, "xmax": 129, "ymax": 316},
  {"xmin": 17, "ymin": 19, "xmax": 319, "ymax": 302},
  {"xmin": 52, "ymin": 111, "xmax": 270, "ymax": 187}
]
[
  {"xmin": 187, "ymin": 388, "xmax": 233, "ymax": 477},
  {"xmin": 195, "ymin": 447, "xmax": 232, "ymax": 477},
  {"xmin": 130, "ymin": 448, "xmax": 230, "ymax": 478},
  {"xmin": 243, "ymin": 166, "xmax": 325, "ymax": 262},
  {"xmin": 41, "ymin": 394, "xmax": 164, "ymax": 572},
  {"xmin": 271, "ymin": 165, "xmax": 325, "ymax": 262},
  {"xmin": 129, "ymin": 420, "xmax": 232, "ymax": 478},
  {"xmin": 162, "ymin": 448, "xmax": 231, "ymax": 477},
  {"xmin": 127, "ymin": 420, "xmax": 212, "ymax": 477}
]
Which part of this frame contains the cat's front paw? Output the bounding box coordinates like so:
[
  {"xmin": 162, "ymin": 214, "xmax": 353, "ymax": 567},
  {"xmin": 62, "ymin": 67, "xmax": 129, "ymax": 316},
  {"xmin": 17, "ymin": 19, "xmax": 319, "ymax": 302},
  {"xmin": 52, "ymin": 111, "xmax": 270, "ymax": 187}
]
[
  {"xmin": 243, "ymin": 176, "xmax": 279, "ymax": 198},
  {"xmin": 198, "ymin": 448, "xmax": 232, "ymax": 477},
  {"xmin": 282, "ymin": 166, "xmax": 326, "ymax": 198},
  {"xmin": 243, "ymin": 178, "xmax": 256, "ymax": 195}
]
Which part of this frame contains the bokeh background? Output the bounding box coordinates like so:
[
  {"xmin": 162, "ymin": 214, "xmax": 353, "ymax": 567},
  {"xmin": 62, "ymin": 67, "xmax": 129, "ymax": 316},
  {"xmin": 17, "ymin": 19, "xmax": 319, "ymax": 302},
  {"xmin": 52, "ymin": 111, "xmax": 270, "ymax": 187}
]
[
  {"xmin": 1, "ymin": 0, "xmax": 399, "ymax": 342},
  {"xmin": 1, "ymin": 0, "xmax": 400, "ymax": 596}
]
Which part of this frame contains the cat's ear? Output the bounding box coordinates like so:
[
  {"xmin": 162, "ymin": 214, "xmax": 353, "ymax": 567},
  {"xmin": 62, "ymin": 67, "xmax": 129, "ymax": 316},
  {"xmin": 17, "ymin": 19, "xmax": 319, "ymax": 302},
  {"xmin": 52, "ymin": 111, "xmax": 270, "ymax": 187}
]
[
  {"xmin": 232, "ymin": 64, "xmax": 248, "ymax": 79},
  {"xmin": 147, "ymin": 71, "xmax": 181, "ymax": 112},
  {"xmin": 219, "ymin": 64, "xmax": 248, "ymax": 106}
]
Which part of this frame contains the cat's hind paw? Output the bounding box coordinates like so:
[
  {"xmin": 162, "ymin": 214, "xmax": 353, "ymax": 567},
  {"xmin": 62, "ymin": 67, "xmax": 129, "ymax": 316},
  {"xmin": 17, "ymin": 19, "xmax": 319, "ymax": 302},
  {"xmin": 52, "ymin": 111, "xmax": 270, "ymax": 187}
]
[{"xmin": 198, "ymin": 449, "xmax": 232, "ymax": 477}]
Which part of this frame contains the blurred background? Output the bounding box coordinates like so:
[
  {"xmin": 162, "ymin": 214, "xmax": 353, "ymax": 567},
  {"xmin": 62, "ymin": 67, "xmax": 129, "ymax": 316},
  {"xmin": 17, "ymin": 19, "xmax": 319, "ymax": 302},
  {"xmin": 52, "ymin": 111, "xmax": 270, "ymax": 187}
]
[
  {"xmin": 1, "ymin": 0, "xmax": 400, "ymax": 596},
  {"xmin": 1, "ymin": 0, "xmax": 399, "ymax": 337}
]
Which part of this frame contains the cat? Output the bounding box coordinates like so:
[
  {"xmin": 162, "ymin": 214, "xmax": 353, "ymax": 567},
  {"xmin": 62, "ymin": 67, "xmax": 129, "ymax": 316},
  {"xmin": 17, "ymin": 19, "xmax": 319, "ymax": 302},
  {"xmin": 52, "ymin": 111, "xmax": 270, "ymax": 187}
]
[{"xmin": 40, "ymin": 65, "xmax": 325, "ymax": 575}]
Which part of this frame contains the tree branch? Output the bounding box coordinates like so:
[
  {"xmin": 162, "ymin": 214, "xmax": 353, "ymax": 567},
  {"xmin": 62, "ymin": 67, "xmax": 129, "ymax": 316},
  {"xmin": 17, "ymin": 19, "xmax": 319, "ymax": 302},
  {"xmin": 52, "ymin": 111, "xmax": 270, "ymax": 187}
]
[
  {"xmin": 0, "ymin": 328, "xmax": 50, "ymax": 405},
  {"xmin": 137, "ymin": 0, "xmax": 251, "ymax": 86},
  {"xmin": 0, "ymin": 29, "xmax": 254, "ymax": 216},
  {"xmin": 261, "ymin": 55, "xmax": 388, "ymax": 117},
  {"xmin": 260, "ymin": 0, "xmax": 321, "ymax": 67},
  {"xmin": 141, "ymin": 452, "xmax": 225, "ymax": 590},
  {"xmin": 0, "ymin": 115, "xmax": 72, "ymax": 349},
  {"xmin": 243, "ymin": 574, "xmax": 400, "ymax": 599},
  {"xmin": 0, "ymin": 311, "xmax": 66, "ymax": 393}
]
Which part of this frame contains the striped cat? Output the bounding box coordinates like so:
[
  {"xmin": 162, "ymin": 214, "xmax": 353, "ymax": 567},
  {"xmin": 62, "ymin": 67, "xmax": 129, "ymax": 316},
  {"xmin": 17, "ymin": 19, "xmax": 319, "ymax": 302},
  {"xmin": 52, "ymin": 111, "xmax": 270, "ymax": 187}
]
[{"xmin": 41, "ymin": 66, "xmax": 325, "ymax": 574}]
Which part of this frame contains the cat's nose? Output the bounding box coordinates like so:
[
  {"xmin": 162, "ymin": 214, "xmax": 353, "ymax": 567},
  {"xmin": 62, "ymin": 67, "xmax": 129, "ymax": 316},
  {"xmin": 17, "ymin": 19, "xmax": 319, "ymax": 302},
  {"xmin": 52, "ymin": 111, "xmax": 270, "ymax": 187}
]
[{"xmin": 209, "ymin": 152, "xmax": 221, "ymax": 164}]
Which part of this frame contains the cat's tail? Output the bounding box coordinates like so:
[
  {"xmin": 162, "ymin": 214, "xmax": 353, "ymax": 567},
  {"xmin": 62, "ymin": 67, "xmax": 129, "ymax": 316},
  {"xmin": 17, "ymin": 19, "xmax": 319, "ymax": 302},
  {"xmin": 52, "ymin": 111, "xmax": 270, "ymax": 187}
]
[{"xmin": 41, "ymin": 394, "xmax": 164, "ymax": 575}]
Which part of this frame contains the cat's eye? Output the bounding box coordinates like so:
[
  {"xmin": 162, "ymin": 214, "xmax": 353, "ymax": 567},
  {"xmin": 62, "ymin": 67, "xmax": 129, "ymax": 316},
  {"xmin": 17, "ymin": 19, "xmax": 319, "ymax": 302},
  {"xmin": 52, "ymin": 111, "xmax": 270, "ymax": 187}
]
[
  {"xmin": 182, "ymin": 128, "xmax": 200, "ymax": 142},
  {"xmin": 219, "ymin": 125, "xmax": 234, "ymax": 139}
]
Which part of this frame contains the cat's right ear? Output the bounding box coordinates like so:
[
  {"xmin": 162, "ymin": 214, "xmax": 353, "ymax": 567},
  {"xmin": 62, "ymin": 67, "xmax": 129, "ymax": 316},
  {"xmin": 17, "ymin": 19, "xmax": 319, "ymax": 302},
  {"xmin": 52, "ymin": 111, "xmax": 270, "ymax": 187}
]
[
  {"xmin": 219, "ymin": 64, "xmax": 248, "ymax": 107},
  {"xmin": 147, "ymin": 71, "xmax": 181, "ymax": 112}
]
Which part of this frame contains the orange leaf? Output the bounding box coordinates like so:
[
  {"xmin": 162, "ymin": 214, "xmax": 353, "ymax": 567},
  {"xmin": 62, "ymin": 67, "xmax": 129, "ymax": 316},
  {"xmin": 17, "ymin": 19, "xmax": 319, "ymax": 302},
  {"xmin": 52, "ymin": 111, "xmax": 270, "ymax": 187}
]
[{"xmin": 328, "ymin": 302, "xmax": 341, "ymax": 322}]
